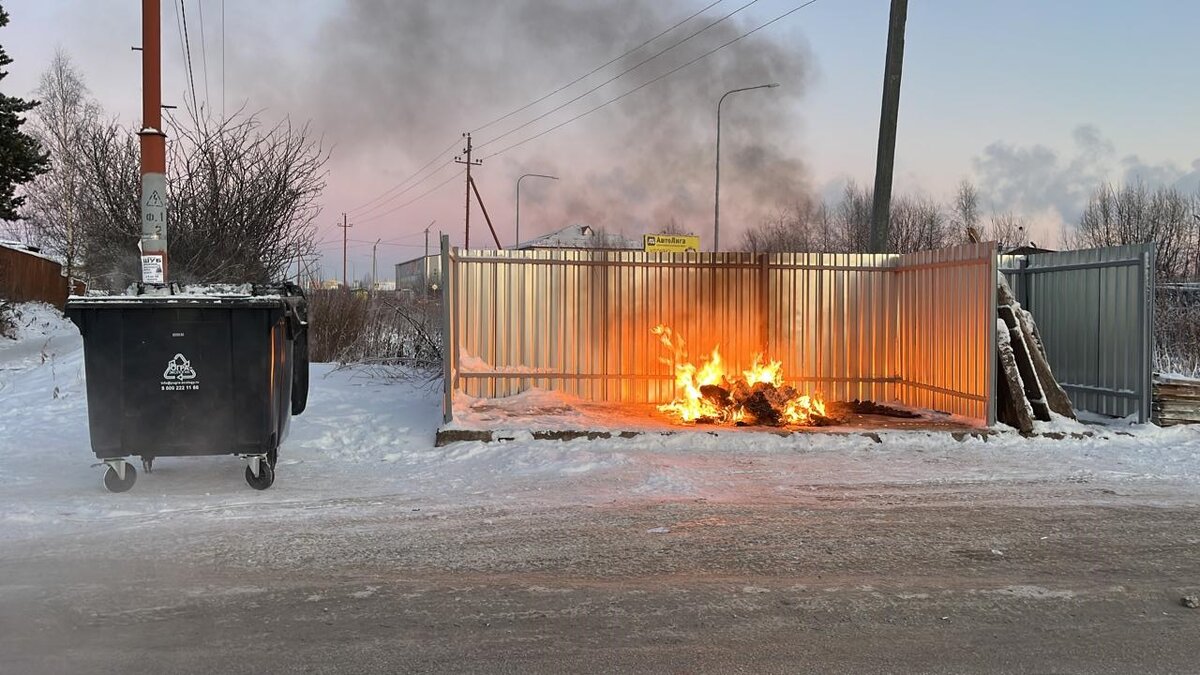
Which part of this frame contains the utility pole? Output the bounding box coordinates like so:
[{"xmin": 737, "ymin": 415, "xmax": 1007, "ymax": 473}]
[
  {"xmin": 455, "ymin": 132, "xmax": 482, "ymax": 249},
  {"xmin": 336, "ymin": 212, "xmax": 352, "ymax": 287},
  {"xmin": 371, "ymin": 238, "xmax": 381, "ymax": 291},
  {"xmin": 138, "ymin": 0, "xmax": 168, "ymax": 283},
  {"xmin": 423, "ymin": 220, "xmax": 435, "ymax": 292},
  {"xmin": 869, "ymin": 0, "xmax": 908, "ymax": 253}
]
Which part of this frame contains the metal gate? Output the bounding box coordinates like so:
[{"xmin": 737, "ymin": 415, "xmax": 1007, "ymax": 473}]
[{"xmin": 1002, "ymin": 243, "xmax": 1155, "ymax": 422}]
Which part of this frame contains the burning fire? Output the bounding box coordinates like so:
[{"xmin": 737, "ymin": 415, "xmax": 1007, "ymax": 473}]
[{"xmin": 653, "ymin": 325, "xmax": 828, "ymax": 426}]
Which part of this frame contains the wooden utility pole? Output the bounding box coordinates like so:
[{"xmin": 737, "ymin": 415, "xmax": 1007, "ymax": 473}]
[
  {"xmin": 336, "ymin": 212, "xmax": 352, "ymax": 287},
  {"xmin": 138, "ymin": 0, "xmax": 168, "ymax": 283},
  {"xmin": 869, "ymin": 0, "xmax": 908, "ymax": 253},
  {"xmin": 455, "ymin": 133, "xmax": 482, "ymax": 249}
]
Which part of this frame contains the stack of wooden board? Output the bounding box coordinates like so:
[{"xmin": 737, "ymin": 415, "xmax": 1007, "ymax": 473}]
[{"xmin": 1152, "ymin": 376, "xmax": 1200, "ymax": 426}]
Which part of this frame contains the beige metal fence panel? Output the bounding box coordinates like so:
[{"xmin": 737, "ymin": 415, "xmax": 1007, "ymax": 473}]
[
  {"xmin": 451, "ymin": 249, "xmax": 768, "ymax": 403},
  {"xmin": 895, "ymin": 242, "xmax": 996, "ymax": 423},
  {"xmin": 446, "ymin": 243, "xmax": 996, "ymax": 426},
  {"xmin": 765, "ymin": 252, "xmax": 898, "ymax": 404}
]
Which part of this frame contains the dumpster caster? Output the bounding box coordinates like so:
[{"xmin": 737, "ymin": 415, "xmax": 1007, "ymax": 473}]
[
  {"xmin": 244, "ymin": 455, "xmax": 275, "ymax": 490},
  {"xmin": 102, "ymin": 460, "xmax": 137, "ymax": 493},
  {"xmin": 141, "ymin": 456, "xmax": 154, "ymax": 474}
]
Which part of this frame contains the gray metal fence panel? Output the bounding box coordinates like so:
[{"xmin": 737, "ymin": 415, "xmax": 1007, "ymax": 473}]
[{"xmin": 1000, "ymin": 243, "xmax": 1155, "ymax": 421}]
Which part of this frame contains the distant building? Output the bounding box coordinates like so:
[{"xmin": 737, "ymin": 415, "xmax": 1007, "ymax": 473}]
[
  {"xmin": 320, "ymin": 279, "xmax": 341, "ymax": 290},
  {"xmin": 1005, "ymin": 244, "xmax": 1055, "ymax": 256},
  {"xmin": 395, "ymin": 255, "xmax": 441, "ymax": 293},
  {"xmin": 511, "ymin": 224, "xmax": 640, "ymax": 251}
]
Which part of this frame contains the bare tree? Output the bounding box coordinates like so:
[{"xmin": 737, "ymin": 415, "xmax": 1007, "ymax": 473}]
[
  {"xmin": 986, "ymin": 211, "xmax": 1028, "ymax": 251},
  {"xmin": 18, "ymin": 53, "xmax": 329, "ymax": 290},
  {"xmin": 21, "ymin": 51, "xmax": 98, "ymax": 278},
  {"xmin": 889, "ymin": 194, "xmax": 951, "ymax": 253},
  {"xmin": 1067, "ymin": 181, "xmax": 1194, "ymax": 279},
  {"xmin": 740, "ymin": 198, "xmax": 835, "ymax": 253},
  {"xmin": 161, "ymin": 105, "xmax": 328, "ymax": 285},
  {"xmin": 835, "ymin": 181, "xmax": 873, "ymax": 252},
  {"xmin": 951, "ymin": 179, "xmax": 980, "ymax": 241}
]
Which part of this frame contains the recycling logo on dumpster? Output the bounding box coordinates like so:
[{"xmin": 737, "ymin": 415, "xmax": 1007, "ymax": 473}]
[{"xmin": 161, "ymin": 353, "xmax": 200, "ymax": 391}]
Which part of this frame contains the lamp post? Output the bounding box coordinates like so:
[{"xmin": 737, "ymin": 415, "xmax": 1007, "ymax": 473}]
[
  {"xmin": 423, "ymin": 219, "xmax": 435, "ymax": 292},
  {"xmin": 714, "ymin": 83, "xmax": 778, "ymax": 252},
  {"xmin": 516, "ymin": 173, "xmax": 558, "ymax": 248}
]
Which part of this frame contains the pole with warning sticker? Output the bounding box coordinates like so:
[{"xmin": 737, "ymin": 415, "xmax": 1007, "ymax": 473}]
[{"xmin": 138, "ymin": 0, "xmax": 168, "ymax": 283}]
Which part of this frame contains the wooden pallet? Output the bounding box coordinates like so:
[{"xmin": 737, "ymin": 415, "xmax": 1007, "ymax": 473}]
[{"xmin": 1152, "ymin": 376, "xmax": 1200, "ymax": 426}]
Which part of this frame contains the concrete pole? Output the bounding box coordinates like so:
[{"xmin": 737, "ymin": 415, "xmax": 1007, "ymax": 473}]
[{"xmin": 869, "ymin": 0, "xmax": 909, "ymax": 253}]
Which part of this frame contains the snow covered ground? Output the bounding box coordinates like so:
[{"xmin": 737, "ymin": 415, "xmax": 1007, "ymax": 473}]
[{"xmin": 2, "ymin": 302, "xmax": 1200, "ymax": 545}]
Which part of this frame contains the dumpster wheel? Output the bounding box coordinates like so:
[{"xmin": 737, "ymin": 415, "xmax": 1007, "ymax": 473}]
[
  {"xmin": 244, "ymin": 455, "xmax": 275, "ymax": 490},
  {"xmin": 102, "ymin": 461, "xmax": 137, "ymax": 493}
]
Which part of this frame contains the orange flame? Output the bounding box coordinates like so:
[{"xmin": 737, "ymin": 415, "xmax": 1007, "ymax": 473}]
[{"xmin": 653, "ymin": 325, "xmax": 826, "ymax": 426}]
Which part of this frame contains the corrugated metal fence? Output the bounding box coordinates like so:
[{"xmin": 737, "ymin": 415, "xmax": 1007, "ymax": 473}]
[
  {"xmin": 442, "ymin": 240, "xmax": 996, "ymax": 425},
  {"xmin": 0, "ymin": 245, "xmax": 84, "ymax": 308},
  {"xmin": 1001, "ymin": 243, "xmax": 1155, "ymax": 421}
]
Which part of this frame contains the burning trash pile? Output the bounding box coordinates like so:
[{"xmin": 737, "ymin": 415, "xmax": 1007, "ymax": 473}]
[{"xmin": 652, "ymin": 325, "xmax": 836, "ymax": 427}]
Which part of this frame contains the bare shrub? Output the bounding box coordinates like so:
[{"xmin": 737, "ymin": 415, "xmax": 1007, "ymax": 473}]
[
  {"xmin": 307, "ymin": 289, "xmax": 442, "ymax": 375},
  {"xmin": 1155, "ymin": 285, "xmax": 1200, "ymax": 378},
  {"xmin": 307, "ymin": 289, "xmax": 368, "ymax": 363},
  {"xmin": 0, "ymin": 300, "xmax": 14, "ymax": 339}
]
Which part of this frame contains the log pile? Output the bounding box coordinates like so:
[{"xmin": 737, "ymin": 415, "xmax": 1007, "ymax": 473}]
[{"xmin": 1152, "ymin": 376, "xmax": 1200, "ymax": 426}]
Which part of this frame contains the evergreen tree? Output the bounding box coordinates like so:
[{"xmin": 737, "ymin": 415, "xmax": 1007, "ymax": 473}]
[{"xmin": 0, "ymin": 4, "xmax": 48, "ymax": 221}]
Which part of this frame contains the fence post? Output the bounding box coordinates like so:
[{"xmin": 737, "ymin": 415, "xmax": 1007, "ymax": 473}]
[
  {"xmin": 441, "ymin": 234, "xmax": 454, "ymax": 425},
  {"xmin": 758, "ymin": 253, "xmax": 770, "ymax": 355},
  {"xmin": 1139, "ymin": 245, "xmax": 1154, "ymax": 423}
]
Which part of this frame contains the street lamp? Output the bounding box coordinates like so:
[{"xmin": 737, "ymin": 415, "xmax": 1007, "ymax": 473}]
[
  {"xmin": 714, "ymin": 83, "xmax": 779, "ymax": 252},
  {"xmin": 516, "ymin": 173, "xmax": 558, "ymax": 248}
]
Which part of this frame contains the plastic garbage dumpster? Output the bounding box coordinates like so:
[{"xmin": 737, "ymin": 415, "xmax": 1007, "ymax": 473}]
[{"xmin": 65, "ymin": 282, "xmax": 308, "ymax": 492}]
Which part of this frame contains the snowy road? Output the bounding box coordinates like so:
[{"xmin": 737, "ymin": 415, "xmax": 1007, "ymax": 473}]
[{"xmin": 2, "ymin": 303, "xmax": 1199, "ymax": 673}]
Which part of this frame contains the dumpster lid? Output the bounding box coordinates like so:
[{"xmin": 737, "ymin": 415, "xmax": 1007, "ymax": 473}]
[{"xmin": 67, "ymin": 282, "xmax": 304, "ymax": 308}]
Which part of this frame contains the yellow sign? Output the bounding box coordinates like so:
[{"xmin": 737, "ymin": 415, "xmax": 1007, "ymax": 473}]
[{"xmin": 643, "ymin": 234, "xmax": 700, "ymax": 253}]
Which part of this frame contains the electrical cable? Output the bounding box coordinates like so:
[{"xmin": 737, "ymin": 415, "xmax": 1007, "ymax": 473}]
[
  {"xmin": 179, "ymin": 0, "xmax": 199, "ymax": 113},
  {"xmin": 471, "ymin": 0, "xmax": 725, "ymax": 135},
  {"xmin": 483, "ymin": 0, "xmax": 822, "ymax": 160},
  {"xmin": 196, "ymin": 0, "xmax": 210, "ymax": 109},
  {"xmin": 348, "ymin": 137, "xmax": 461, "ymax": 215},
  {"xmin": 356, "ymin": 169, "xmax": 465, "ymax": 225},
  {"xmin": 476, "ymin": 0, "xmax": 762, "ymax": 152}
]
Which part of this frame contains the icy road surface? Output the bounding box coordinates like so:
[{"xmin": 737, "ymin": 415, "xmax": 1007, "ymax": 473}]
[{"xmin": 1, "ymin": 302, "xmax": 1199, "ymax": 673}]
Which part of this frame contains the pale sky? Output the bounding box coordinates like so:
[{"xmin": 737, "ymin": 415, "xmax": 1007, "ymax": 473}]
[{"xmin": 4, "ymin": 1, "xmax": 1198, "ymax": 280}]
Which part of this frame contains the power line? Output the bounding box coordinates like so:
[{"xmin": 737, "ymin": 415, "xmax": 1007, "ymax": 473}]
[
  {"xmin": 471, "ymin": 0, "xmax": 725, "ymax": 136},
  {"xmin": 196, "ymin": 0, "xmax": 210, "ymax": 109},
  {"xmin": 179, "ymin": 0, "xmax": 199, "ymax": 113},
  {"xmin": 172, "ymin": 0, "xmax": 191, "ymax": 107},
  {"xmin": 353, "ymin": 159, "xmax": 458, "ymax": 219},
  {"xmin": 348, "ymin": 137, "xmax": 460, "ymax": 215},
  {"xmin": 345, "ymin": 1, "xmax": 726, "ymax": 221},
  {"xmin": 357, "ymin": 168, "xmax": 465, "ymax": 225},
  {"xmin": 221, "ymin": 0, "xmax": 225, "ymax": 118},
  {"xmin": 483, "ymin": 0, "xmax": 822, "ymax": 161},
  {"xmin": 476, "ymin": 0, "xmax": 762, "ymax": 152}
]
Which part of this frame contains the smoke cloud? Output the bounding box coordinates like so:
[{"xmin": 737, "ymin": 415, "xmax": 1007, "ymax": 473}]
[{"xmin": 242, "ymin": 0, "xmax": 813, "ymax": 245}]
